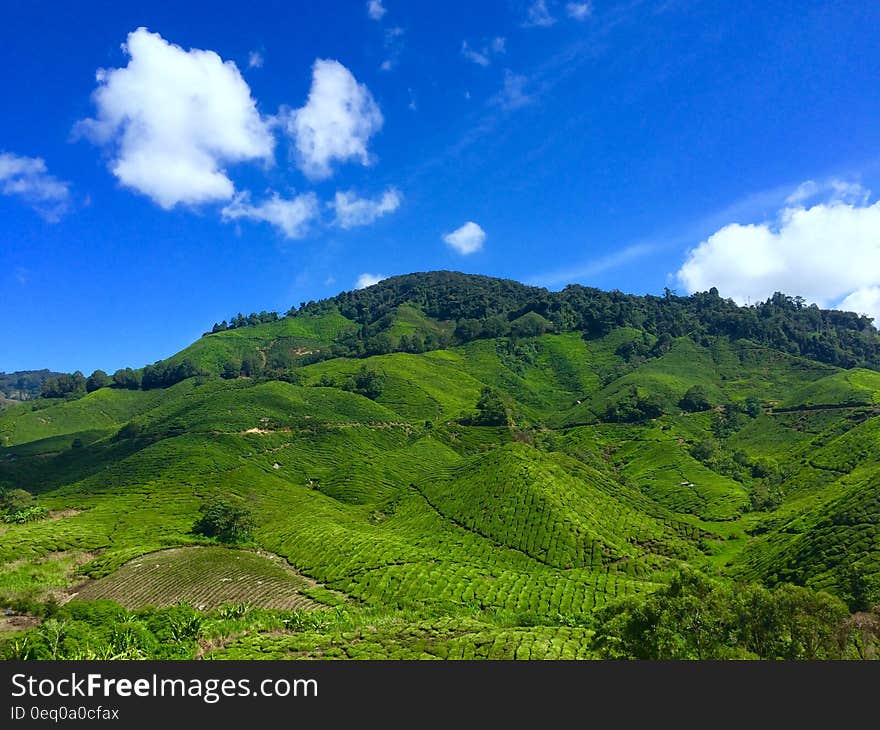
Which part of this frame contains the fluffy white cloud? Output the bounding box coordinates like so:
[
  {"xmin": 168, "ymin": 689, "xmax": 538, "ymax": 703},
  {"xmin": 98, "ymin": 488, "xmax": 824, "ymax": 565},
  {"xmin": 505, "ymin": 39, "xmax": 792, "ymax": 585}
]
[
  {"xmin": 76, "ymin": 28, "xmax": 274, "ymax": 209},
  {"xmin": 367, "ymin": 0, "xmax": 386, "ymax": 21},
  {"xmin": 221, "ymin": 191, "xmax": 318, "ymax": 239},
  {"xmin": 356, "ymin": 272, "xmax": 386, "ymax": 289},
  {"xmin": 566, "ymin": 2, "xmax": 592, "ymax": 20},
  {"xmin": 524, "ymin": 0, "xmax": 556, "ymax": 27},
  {"xmin": 443, "ymin": 221, "xmax": 486, "ymax": 255},
  {"xmin": 248, "ymin": 50, "xmax": 264, "ymax": 69},
  {"xmin": 677, "ymin": 181, "xmax": 880, "ymax": 323},
  {"xmin": 0, "ymin": 152, "xmax": 70, "ymax": 221},
  {"xmin": 285, "ymin": 59, "xmax": 383, "ymax": 180},
  {"xmin": 332, "ymin": 187, "xmax": 401, "ymax": 229},
  {"xmin": 839, "ymin": 287, "xmax": 880, "ymax": 327}
]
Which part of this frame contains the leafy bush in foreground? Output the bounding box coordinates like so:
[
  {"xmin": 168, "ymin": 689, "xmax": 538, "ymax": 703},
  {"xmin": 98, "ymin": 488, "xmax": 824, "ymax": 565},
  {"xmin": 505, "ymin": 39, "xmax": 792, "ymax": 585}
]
[{"xmin": 591, "ymin": 570, "xmax": 863, "ymax": 660}]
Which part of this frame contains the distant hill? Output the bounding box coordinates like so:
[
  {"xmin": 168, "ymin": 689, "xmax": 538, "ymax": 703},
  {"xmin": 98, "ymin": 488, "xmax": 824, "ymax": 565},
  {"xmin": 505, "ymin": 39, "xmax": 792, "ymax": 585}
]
[{"xmin": 0, "ymin": 369, "xmax": 61, "ymax": 402}]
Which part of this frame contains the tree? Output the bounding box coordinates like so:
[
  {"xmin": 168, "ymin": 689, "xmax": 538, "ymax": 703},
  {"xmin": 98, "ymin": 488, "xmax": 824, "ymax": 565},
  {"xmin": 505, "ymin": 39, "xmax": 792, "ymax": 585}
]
[
  {"xmin": 650, "ymin": 332, "xmax": 674, "ymax": 356},
  {"xmin": 591, "ymin": 569, "xmax": 850, "ymax": 660},
  {"xmin": 350, "ymin": 366, "xmax": 384, "ymax": 400},
  {"xmin": 114, "ymin": 421, "xmax": 142, "ymax": 440},
  {"xmin": 193, "ymin": 498, "xmax": 254, "ymax": 543},
  {"xmin": 221, "ymin": 359, "xmax": 241, "ymax": 380},
  {"xmin": 1, "ymin": 488, "xmax": 35, "ymax": 513},
  {"xmin": 743, "ymin": 396, "xmax": 762, "ymax": 418},
  {"xmin": 838, "ymin": 564, "xmax": 880, "ymax": 612},
  {"xmin": 112, "ymin": 368, "xmax": 142, "ymax": 390},
  {"xmin": 509, "ymin": 312, "xmax": 551, "ymax": 339},
  {"xmin": 240, "ymin": 354, "xmax": 264, "ymax": 378},
  {"xmin": 604, "ymin": 386, "xmax": 665, "ymax": 423},
  {"xmin": 454, "ymin": 318, "xmax": 483, "ymax": 342},
  {"xmin": 471, "ymin": 386, "xmax": 508, "ymax": 426},
  {"xmin": 679, "ymin": 385, "xmax": 712, "ymax": 412},
  {"xmin": 40, "ymin": 372, "xmax": 86, "ymax": 399},
  {"xmin": 364, "ymin": 333, "xmax": 393, "ymax": 356},
  {"xmin": 690, "ymin": 438, "xmax": 716, "ymax": 462},
  {"xmin": 86, "ymin": 370, "xmax": 111, "ymax": 393},
  {"xmin": 481, "ymin": 315, "xmax": 508, "ymax": 339}
]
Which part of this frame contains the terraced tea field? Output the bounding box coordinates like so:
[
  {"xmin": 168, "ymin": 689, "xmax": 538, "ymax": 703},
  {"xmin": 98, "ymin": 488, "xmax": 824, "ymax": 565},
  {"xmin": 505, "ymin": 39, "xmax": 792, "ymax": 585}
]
[{"xmin": 75, "ymin": 547, "xmax": 324, "ymax": 611}]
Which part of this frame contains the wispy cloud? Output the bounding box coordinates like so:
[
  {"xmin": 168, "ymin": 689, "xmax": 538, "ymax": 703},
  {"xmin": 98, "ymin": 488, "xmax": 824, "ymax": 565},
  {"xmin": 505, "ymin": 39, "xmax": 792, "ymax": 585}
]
[
  {"xmin": 247, "ymin": 50, "xmax": 264, "ymax": 68},
  {"xmin": 0, "ymin": 152, "xmax": 71, "ymax": 221},
  {"xmin": 523, "ymin": 0, "xmax": 556, "ymax": 27},
  {"xmin": 461, "ymin": 37, "xmax": 506, "ymax": 67},
  {"xmin": 380, "ymin": 26, "xmax": 405, "ymax": 71},
  {"xmin": 495, "ymin": 70, "xmax": 532, "ymax": 110},
  {"xmin": 530, "ymin": 243, "xmax": 658, "ymax": 287},
  {"xmin": 566, "ymin": 2, "xmax": 592, "ymax": 21},
  {"xmin": 461, "ymin": 42, "xmax": 490, "ymax": 67},
  {"xmin": 367, "ymin": 0, "xmax": 386, "ymax": 21}
]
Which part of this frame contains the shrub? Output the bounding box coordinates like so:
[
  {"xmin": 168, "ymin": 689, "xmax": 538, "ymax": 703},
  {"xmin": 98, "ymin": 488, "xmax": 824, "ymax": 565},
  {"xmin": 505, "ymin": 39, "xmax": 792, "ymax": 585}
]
[{"xmin": 193, "ymin": 498, "xmax": 255, "ymax": 544}]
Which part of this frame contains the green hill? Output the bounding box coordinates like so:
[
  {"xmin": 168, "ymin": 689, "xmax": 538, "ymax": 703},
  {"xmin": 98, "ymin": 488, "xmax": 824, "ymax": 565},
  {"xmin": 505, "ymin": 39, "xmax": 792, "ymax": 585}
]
[{"xmin": 1, "ymin": 271, "xmax": 879, "ymax": 660}]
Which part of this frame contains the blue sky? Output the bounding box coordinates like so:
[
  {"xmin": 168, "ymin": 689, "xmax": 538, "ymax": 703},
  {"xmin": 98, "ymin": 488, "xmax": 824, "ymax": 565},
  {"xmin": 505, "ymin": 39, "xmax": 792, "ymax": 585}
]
[{"xmin": 2, "ymin": 0, "xmax": 880, "ymax": 374}]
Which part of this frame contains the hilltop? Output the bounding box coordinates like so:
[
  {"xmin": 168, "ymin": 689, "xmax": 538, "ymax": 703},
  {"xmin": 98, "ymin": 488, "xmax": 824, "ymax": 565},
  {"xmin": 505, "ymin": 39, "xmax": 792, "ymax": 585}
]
[{"xmin": 1, "ymin": 272, "xmax": 878, "ymax": 660}]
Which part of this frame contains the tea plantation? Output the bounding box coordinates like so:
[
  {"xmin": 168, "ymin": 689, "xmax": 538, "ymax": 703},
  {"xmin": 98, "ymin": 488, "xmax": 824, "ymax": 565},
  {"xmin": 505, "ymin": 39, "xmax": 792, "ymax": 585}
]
[{"xmin": 1, "ymin": 273, "xmax": 878, "ymax": 659}]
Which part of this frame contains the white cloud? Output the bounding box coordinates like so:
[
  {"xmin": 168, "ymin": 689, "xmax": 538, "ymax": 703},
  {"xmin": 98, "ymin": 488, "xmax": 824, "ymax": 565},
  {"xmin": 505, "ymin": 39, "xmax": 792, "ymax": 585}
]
[
  {"xmin": 839, "ymin": 287, "xmax": 880, "ymax": 326},
  {"xmin": 380, "ymin": 60, "xmax": 393, "ymax": 71},
  {"xmin": 0, "ymin": 152, "xmax": 70, "ymax": 221},
  {"xmin": 332, "ymin": 187, "xmax": 401, "ymax": 229},
  {"xmin": 76, "ymin": 28, "xmax": 274, "ymax": 209},
  {"xmin": 524, "ymin": 0, "xmax": 556, "ymax": 27},
  {"xmin": 443, "ymin": 221, "xmax": 486, "ymax": 255},
  {"xmin": 677, "ymin": 180, "xmax": 880, "ymax": 318},
  {"xmin": 221, "ymin": 191, "xmax": 319, "ymax": 238},
  {"xmin": 497, "ymin": 70, "xmax": 532, "ymax": 109},
  {"xmin": 248, "ymin": 50, "xmax": 264, "ymax": 69},
  {"xmin": 785, "ymin": 178, "xmax": 868, "ymax": 207},
  {"xmin": 367, "ymin": 0, "xmax": 386, "ymax": 21},
  {"xmin": 461, "ymin": 37, "xmax": 506, "ymax": 67},
  {"xmin": 356, "ymin": 272, "xmax": 386, "ymax": 289},
  {"xmin": 284, "ymin": 59, "xmax": 383, "ymax": 181},
  {"xmin": 566, "ymin": 2, "xmax": 592, "ymax": 20},
  {"xmin": 461, "ymin": 42, "xmax": 490, "ymax": 67}
]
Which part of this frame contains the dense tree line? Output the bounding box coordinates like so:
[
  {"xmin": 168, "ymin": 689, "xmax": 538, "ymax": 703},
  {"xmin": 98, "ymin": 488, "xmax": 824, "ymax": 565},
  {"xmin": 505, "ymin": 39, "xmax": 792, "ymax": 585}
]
[
  {"xmin": 37, "ymin": 272, "xmax": 880, "ymax": 403},
  {"xmin": 209, "ymin": 310, "xmax": 279, "ymax": 334},
  {"xmin": 281, "ymin": 272, "xmax": 880, "ymax": 369}
]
